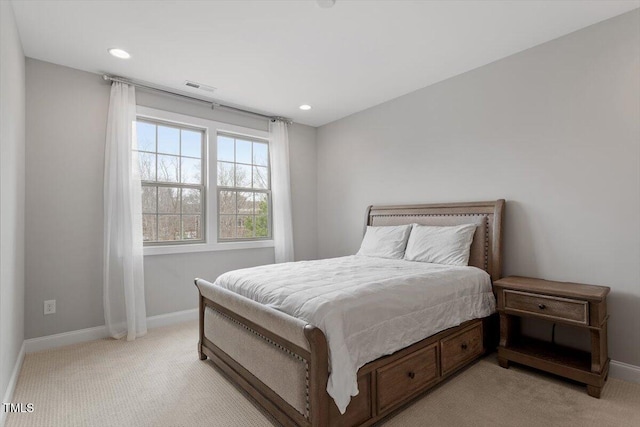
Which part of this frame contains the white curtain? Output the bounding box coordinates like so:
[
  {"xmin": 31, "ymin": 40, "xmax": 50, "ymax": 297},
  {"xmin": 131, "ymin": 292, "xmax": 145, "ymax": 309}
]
[
  {"xmin": 269, "ymin": 120, "xmax": 295, "ymax": 263},
  {"xmin": 103, "ymin": 82, "xmax": 147, "ymax": 341}
]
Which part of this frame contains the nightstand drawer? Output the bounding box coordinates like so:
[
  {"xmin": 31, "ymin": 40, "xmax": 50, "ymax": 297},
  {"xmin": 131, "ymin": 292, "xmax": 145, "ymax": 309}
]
[{"xmin": 504, "ymin": 290, "xmax": 588, "ymax": 325}]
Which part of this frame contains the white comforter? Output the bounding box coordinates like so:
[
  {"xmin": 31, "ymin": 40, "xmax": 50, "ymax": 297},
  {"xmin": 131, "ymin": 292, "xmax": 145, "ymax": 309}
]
[{"xmin": 213, "ymin": 255, "xmax": 495, "ymax": 413}]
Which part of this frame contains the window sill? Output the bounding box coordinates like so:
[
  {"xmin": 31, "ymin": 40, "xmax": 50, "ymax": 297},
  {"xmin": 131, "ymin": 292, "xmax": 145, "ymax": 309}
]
[{"xmin": 143, "ymin": 240, "xmax": 275, "ymax": 256}]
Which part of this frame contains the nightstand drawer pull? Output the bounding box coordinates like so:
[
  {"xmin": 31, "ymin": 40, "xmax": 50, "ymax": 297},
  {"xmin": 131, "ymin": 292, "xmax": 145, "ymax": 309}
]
[
  {"xmin": 407, "ymin": 371, "xmax": 415, "ymax": 379},
  {"xmin": 538, "ymin": 304, "xmax": 546, "ymax": 310},
  {"xmin": 461, "ymin": 343, "xmax": 468, "ymax": 350}
]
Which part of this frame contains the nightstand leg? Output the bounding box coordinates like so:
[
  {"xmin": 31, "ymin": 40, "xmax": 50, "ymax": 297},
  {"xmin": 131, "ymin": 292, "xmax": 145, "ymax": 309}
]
[
  {"xmin": 498, "ymin": 313, "xmax": 516, "ymax": 369},
  {"xmin": 499, "ymin": 313, "xmax": 517, "ymax": 348},
  {"xmin": 498, "ymin": 357, "xmax": 510, "ymax": 369},
  {"xmin": 590, "ymin": 323, "xmax": 608, "ymax": 373},
  {"xmin": 587, "ymin": 385, "xmax": 602, "ymax": 398}
]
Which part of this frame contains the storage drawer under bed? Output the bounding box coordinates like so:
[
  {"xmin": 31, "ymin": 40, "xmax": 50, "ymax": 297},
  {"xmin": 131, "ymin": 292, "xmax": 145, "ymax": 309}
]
[
  {"xmin": 376, "ymin": 342, "xmax": 439, "ymax": 413},
  {"xmin": 440, "ymin": 322, "xmax": 484, "ymax": 376}
]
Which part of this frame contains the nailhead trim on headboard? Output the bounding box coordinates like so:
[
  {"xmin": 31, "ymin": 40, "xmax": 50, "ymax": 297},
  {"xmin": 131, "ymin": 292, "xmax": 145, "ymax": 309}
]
[
  {"xmin": 207, "ymin": 306, "xmax": 311, "ymax": 419},
  {"xmin": 484, "ymin": 216, "xmax": 489, "ymax": 272},
  {"xmin": 372, "ymin": 213, "xmax": 491, "ymax": 271}
]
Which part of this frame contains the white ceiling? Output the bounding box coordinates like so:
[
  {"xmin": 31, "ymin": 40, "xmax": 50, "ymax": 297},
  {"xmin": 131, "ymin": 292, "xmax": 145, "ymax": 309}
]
[{"xmin": 11, "ymin": 0, "xmax": 639, "ymax": 127}]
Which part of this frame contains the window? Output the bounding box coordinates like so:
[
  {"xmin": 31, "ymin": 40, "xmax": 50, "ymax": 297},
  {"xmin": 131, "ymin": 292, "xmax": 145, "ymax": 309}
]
[
  {"xmin": 135, "ymin": 107, "xmax": 273, "ymax": 255},
  {"xmin": 217, "ymin": 134, "xmax": 271, "ymax": 240},
  {"xmin": 135, "ymin": 119, "xmax": 205, "ymax": 244}
]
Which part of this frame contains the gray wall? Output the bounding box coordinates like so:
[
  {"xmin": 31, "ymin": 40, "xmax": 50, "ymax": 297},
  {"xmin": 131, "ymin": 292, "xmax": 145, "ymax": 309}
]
[
  {"xmin": 0, "ymin": 0, "xmax": 26, "ymax": 404},
  {"xmin": 25, "ymin": 59, "xmax": 317, "ymax": 338},
  {"xmin": 289, "ymin": 122, "xmax": 318, "ymax": 261},
  {"xmin": 316, "ymin": 10, "xmax": 640, "ymax": 366},
  {"xmin": 25, "ymin": 60, "xmax": 109, "ymax": 340}
]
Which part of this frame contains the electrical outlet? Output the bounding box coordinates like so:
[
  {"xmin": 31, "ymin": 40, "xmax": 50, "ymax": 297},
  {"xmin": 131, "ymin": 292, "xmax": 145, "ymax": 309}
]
[{"xmin": 44, "ymin": 300, "xmax": 56, "ymax": 315}]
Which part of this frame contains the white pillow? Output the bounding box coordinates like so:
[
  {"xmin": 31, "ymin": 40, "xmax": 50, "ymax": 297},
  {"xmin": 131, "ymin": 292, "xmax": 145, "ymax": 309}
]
[
  {"xmin": 404, "ymin": 224, "xmax": 477, "ymax": 266},
  {"xmin": 357, "ymin": 225, "xmax": 413, "ymax": 259}
]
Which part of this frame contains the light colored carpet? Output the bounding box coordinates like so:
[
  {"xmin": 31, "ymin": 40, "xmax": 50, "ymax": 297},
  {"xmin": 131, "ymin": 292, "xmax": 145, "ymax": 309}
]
[{"xmin": 7, "ymin": 321, "xmax": 640, "ymax": 427}]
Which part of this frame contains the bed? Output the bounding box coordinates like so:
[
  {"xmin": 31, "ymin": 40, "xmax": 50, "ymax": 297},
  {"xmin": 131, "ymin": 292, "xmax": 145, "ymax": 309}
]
[{"xmin": 195, "ymin": 200, "xmax": 505, "ymax": 427}]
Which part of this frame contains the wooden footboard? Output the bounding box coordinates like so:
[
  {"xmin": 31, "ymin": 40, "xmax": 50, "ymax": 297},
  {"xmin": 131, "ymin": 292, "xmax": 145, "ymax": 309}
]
[
  {"xmin": 196, "ymin": 283, "xmax": 329, "ymax": 427},
  {"xmin": 196, "ymin": 280, "xmax": 497, "ymax": 427}
]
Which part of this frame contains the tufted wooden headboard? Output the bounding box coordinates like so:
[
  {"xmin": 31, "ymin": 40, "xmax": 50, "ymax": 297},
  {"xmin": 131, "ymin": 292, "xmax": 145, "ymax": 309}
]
[{"xmin": 365, "ymin": 200, "xmax": 505, "ymax": 281}]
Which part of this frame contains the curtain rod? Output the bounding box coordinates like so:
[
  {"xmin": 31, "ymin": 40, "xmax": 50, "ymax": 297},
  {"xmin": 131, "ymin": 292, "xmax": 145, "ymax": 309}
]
[{"xmin": 102, "ymin": 75, "xmax": 292, "ymax": 124}]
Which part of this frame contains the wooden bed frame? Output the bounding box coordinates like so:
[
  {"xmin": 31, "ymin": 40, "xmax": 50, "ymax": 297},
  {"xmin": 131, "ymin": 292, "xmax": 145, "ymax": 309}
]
[{"xmin": 195, "ymin": 200, "xmax": 505, "ymax": 427}]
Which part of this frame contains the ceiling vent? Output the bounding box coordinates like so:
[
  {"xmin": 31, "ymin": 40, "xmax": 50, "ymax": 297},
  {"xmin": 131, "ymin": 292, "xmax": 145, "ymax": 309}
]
[{"xmin": 184, "ymin": 80, "xmax": 216, "ymax": 93}]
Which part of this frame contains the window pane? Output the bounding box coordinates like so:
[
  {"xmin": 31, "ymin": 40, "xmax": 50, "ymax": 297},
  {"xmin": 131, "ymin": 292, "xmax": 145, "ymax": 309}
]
[
  {"xmin": 182, "ymin": 215, "xmax": 202, "ymax": 240},
  {"xmin": 181, "ymin": 130, "xmax": 202, "ymax": 158},
  {"xmin": 219, "ymin": 190, "xmax": 236, "ymax": 214},
  {"xmin": 138, "ymin": 152, "xmax": 156, "ymax": 181},
  {"xmin": 158, "ymin": 215, "xmax": 181, "ymax": 241},
  {"xmin": 217, "ymin": 136, "xmax": 234, "ymax": 162},
  {"xmin": 236, "ymin": 164, "xmax": 251, "ymax": 188},
  {"xmin": 137, "ymin": 118, "xmax": 209, "ymax": 245},
  {"xmin": 254, "ymin": 193, "xmax": 269, "ymax": 237},
  {"xmin": 237, "ymin": 215, "xmax": 252, "ymax": 238},
  {"xmin": 136, "ymin": 122, "xmax": 156, "ymax": 152},
  {"xmin": 237, "ymin": 192, "xmax": 254, "ymax": 215},
  {"xmin": 182, "ymin": 188, "xmax": 201, "ymax": 214},
  {"xmin": 253, "ymin": 142, "xmax": 268, "ymax": 166},
  {"xmin": 255, "ymin": 192, "xmax": 268, "ymax": 213},
  {"xmin": 236, "ymin": 139, "xmax": 252, "ymax": 164},
  {"xmin": 243, "ymin": 215, "xmax": 263, "ymax": 238},
  {"xmin": 158, "ymin": 187, "xmax": 180, "ymax": 214},
  {"xmin": 181, "ymin": 157, "xmax": 201, "ymax": 184},
  {"xmin": 157, "ymin": 126, "xmax": 180, "ymax": 155},
  {"xmin": 253, "ymin": 166, "xmax": 268, "ymax": 189},
  {"xmin": 219, "ymin": 215, "xmax": 236, "ymax": 239},
  {"xmin": 255, "ymin": 217, "xmax": 269, "ymax": 237},
  {"xmin": 157, "ymin": 155, "xmax": 180, "ymax": 183},
  {"xmin": 142, "ymin": 214, "xmax": 157, "ymax": 242},
  {"xmin": 217, "ymin": 162, "xmax": 234, "ymax": 186},
  {"xmin": 142, "ymin": 186, "xmax": 157, "ymax": 213}
]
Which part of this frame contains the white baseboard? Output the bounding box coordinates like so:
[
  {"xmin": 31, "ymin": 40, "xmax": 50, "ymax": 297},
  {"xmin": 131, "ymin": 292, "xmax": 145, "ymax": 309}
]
[
  {"xmin": 0, "ymin": 342, "xmax": 25, "ymax": 427},
  {"xmin": 146, "ymin": 308, "xmax": 198, "ymax": 329},
  {"xmin": 24, "ymin": 308, "xmax": 198, "ymax": 354},
  {"xmin": 610, "ymin": 360, "xmax": 640, "ymax": 384},
  {"xmin": 24, "ymin": 325, "xmax": 108, "ymax": 354}
]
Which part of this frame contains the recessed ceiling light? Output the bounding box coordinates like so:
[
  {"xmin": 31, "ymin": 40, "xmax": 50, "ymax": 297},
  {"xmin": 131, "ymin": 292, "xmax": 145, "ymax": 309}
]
[
  {"xmin": 299, "ymin": 105, "xmax": 311, "ymax": 111},
  {"xmin": 108, "ymin": 48, "xmax": 131, "ymax": 59},
  {"xmin": 317, "ymin": 0, "xmax": 336, "ymax": 8}
]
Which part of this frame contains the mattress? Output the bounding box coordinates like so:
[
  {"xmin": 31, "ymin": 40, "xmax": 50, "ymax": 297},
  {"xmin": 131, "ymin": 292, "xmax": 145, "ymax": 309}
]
[{"xmin": 212, "ymin": 255, "xmax": 496, "ymax": 413}]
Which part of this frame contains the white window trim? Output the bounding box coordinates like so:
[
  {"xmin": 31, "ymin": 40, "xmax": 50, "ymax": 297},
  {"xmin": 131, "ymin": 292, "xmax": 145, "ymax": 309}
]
[{"xmin": 137, "ymin": 106, "xmax": 274, "ymax": 256}]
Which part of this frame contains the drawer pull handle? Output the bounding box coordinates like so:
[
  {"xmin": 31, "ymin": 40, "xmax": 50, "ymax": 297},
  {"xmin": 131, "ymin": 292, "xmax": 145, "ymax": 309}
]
[
  {"xmin": 407, "ymin": 371, "xmax": 415, "ymax": 379},
  {"xmin": 538, "ymin": 304, "xmax": 546, "ymax": 310},
  {"xmin": 461, "ymin": 343, "xmax": 468, "ymax": 350}
]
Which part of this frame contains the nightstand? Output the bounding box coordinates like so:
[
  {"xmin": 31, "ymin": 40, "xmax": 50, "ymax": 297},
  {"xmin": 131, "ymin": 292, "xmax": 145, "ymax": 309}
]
[{"xmin": 493, "ymin": 276, "xmax": 610, "ymax": 398}]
